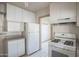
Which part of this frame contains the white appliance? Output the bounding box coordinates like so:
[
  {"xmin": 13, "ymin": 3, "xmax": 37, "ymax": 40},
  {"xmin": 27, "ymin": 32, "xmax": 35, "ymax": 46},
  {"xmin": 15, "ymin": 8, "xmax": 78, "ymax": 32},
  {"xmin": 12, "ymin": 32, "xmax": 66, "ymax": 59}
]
[
  {"xmin": 25, "ymin": 23, "xmax": 40, "ymax": 55},
  {"xmin": 49, "ymin": 33, "xmax": 76, "ymax": 57}
]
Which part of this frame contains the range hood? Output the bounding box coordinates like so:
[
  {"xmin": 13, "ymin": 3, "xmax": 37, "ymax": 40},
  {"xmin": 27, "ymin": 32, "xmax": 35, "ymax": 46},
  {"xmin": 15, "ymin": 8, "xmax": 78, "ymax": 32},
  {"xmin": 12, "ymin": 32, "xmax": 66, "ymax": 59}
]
[{"xmin": 51, "ymin": 17, "xmax": 76, "ymax": 24}]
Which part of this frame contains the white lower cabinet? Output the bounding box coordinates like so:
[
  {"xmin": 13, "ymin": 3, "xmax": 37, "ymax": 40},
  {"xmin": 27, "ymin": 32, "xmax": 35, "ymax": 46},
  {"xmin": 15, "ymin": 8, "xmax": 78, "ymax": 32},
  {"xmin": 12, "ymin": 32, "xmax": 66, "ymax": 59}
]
[
  {"xmin": 8, "ymin": 38, "xmax": 25, "ymax": 57},
  {"xmin": 17, "ymin": 39, "xmax": 25, "ymax": 56},
  {"xmin": 8, "ymin": 40, "xmax": 18, "ymax": 57}
]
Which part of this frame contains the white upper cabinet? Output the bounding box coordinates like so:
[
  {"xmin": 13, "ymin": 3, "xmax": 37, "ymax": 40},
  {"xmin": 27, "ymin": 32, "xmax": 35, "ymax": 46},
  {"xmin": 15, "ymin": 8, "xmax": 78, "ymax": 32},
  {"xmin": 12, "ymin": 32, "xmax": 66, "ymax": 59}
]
[
  {"xmin": 7, "ymin": 4, "xmax": 16, "ymax": 21},
  {"xmin": 7, "ymin": 3, "xmax": 35, "ymax": 23},
  {"xmin": 7, "ymin": 21, "xmax": 24, "ymax": 32},
  {"xmin": 0, "ymin": 4, "xmax": 5, "ymax": 13},
  {"xmin": 7, "ymin": 4, "xmax": 23, "ymax": 22},
  {"xmin": 22, "ymin": 9, "xmax": 35, "ymax": 23},
  {"xmin": 15, "ymin": 6, "xmax": 23, "ymax": 22},
  {"xmin": 50, "ymin": 2, "xmax": 76, "ymax": 24},
  {"xmin": 77, "ymin": 3, "xmax": 79, "ymax": 26}
]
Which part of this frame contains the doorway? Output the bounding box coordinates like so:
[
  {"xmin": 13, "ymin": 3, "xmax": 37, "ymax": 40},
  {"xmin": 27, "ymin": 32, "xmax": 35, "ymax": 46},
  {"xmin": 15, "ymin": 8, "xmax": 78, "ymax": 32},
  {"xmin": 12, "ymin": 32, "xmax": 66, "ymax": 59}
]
[
  {"xmin": 39, "ymin": 15, "xmax": 50, "ymax": 56},
  {"xmin": 41, "ymin": 24, "xmax": 50, "ymax": 42},
  {"xmin": 40, "ymin": 15, "xmax": 51, "ymax": 42}
]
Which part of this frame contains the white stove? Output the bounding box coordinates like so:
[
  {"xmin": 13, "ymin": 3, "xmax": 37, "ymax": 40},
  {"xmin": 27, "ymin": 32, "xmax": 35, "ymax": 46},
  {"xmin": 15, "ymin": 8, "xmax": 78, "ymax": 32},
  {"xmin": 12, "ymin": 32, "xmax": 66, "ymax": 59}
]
[{"xmin": 48, "ymin": 33, "xmax": 76, "ymax": 57}]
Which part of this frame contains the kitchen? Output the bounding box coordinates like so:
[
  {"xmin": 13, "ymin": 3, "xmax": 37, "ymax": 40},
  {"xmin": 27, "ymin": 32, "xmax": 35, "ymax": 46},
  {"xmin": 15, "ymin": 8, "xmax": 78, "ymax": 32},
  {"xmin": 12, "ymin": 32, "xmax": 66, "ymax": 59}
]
[{"xmin": 0, "ymin": 2, "xmax": 79, "ymax": 57}]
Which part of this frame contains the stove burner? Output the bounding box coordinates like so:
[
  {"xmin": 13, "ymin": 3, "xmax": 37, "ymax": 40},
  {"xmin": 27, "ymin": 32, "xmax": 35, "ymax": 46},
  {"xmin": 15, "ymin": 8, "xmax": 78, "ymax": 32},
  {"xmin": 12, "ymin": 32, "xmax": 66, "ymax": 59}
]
[
  {"xmin": 64, "ymin": 41, "xmax": 73, "ymax": 46},
  {"xmin": 51, "ymin": 39, "xmax": 61, "ymax": 43}
]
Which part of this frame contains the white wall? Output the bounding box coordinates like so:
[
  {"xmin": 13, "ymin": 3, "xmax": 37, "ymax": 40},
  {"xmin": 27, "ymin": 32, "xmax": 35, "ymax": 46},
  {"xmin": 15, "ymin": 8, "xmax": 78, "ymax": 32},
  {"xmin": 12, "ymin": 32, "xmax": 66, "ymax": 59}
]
[
  {"xmin": 52, "ymin": 23, "xmax": 76, "ymax": 33},
  {"xmin": 35, "ymin": 7, "xmax": 49, "ymax": 23},
  {"xmin": 40, "ymin": 16, "xmax": 50, "ymax": 24}
]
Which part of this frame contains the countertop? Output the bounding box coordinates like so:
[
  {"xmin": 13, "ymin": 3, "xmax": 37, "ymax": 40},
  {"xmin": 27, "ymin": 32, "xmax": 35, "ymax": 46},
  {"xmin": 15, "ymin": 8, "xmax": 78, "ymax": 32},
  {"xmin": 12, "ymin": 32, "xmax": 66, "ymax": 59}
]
[{"xmin": 0, "ymin": 31, "xmax": 24, "ymax": 40}]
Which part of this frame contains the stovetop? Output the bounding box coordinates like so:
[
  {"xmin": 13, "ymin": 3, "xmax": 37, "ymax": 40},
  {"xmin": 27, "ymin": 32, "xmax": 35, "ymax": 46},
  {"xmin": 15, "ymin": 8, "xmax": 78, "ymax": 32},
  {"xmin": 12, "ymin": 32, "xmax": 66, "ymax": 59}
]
[
  {"xmin": 51, "ymin": 39, "xmax": 74, "ymax": 46},
  {"xmin": 64, "ymin": 41, "xmax": 73, "ymax": 46},
  {"xmin": 50, "ymin": 39, "xmax": 76, "ymax": 51},
  {"xmin": 51, "ymin": 39, "xmax": 61, "ymax": 43}
]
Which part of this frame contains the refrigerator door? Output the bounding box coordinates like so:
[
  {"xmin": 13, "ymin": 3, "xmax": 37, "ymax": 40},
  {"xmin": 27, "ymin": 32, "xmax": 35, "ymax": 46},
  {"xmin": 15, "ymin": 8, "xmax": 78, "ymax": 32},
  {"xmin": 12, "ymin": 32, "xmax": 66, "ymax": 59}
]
[
  {"xmin": 26, "ymin": 23, "xmax": 40, "ymax": 55},
  {"xmin": 27, "ymin": 23, "xmax": 39, "ymax": 32}
]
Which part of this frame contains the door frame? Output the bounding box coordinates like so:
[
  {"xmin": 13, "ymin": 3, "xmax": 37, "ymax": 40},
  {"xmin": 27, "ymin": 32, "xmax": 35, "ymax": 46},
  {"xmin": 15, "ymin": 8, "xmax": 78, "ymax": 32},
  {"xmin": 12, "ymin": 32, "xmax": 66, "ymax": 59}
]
[{"xmin": 38, "ymin": 15, "xmax": 51, "ymax": 49}]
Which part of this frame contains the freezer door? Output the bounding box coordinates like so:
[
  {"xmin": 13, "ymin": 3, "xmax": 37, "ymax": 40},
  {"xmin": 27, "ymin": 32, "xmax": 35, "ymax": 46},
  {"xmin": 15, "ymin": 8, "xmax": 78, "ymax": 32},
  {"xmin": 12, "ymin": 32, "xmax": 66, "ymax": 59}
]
[{"xmin": 28, "ymin": 23, "xmax": 39, "ymax": 32}]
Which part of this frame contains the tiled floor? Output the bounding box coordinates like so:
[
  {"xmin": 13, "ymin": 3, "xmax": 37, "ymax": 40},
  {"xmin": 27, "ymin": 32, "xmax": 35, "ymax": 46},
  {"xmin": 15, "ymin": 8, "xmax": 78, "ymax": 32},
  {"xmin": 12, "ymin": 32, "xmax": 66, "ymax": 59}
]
[{"xmin": 29, "ymin": 41, "xmax": 48, "ymax": 57}]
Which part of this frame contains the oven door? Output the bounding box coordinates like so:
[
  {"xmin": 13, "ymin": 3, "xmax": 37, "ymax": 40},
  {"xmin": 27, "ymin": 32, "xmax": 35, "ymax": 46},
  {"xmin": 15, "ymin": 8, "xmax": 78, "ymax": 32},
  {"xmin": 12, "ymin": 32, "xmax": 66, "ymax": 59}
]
[
  {"xmin": 48, "ymin": 44, "xmax": 75, "ymax": 57},
  {"xmin": 52, "ymin": 50, "xmax": 68, "ymax": 57}
]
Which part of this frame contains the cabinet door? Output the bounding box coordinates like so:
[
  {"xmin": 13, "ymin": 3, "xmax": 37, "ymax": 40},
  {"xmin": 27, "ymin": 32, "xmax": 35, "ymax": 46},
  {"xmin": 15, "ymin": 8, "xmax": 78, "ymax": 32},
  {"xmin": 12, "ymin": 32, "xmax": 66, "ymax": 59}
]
[
  {"xmin": 0, "ymin": 14, "xmax": 4, "ymax": 32},
  {"xmin": 8, "ymin": 22, "xmax": 24, "ymax": 32},
  {"xmin": 0, "ymin": 37, "xmax": 5, "ymax": 56},
  {"xmin": 8, "ymin": 40, "xmax": 18, "ymax": 57},
  {"xmin": 17, "ymin": 39, "xmax": 25, "ymax": 56},
  {"xmin": 22, "ymin": 9, "xmax": 26, "ymax": 21},
  {"xmin": 7, "ymin": 4, "xmax": 23, "ymax": 22},
  {"xmin": 15, "ymin": 7, "xmax": 22, "ymax": 22},
  {"xmin": 50, "ymin": 2, "xmax": 76, "ymax": 23},
  {"xmin": 77, "ymin": 3, "xmax": 79, "ymax": 26},
  {"xmin": 22, "ymin": 9, "xmax": 35, "ymax": 23},
  {"xmin": 60, "ymin": 3, "xmax": 76, "ymax": 18},
  {"xmin": 7, "ymin": 4, "xmax": 16, "ymax": 21},
  {"xmin": 0, "ymin": 4, "xmax": 5, "ymax": 13}
]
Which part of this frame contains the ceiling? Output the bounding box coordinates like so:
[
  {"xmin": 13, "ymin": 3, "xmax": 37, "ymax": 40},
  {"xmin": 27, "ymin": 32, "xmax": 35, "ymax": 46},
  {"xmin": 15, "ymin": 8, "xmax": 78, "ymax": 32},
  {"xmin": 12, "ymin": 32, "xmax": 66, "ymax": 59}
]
[{"xmin": 8, "ymin": 2, "xmax": 49, "ymax": 12}]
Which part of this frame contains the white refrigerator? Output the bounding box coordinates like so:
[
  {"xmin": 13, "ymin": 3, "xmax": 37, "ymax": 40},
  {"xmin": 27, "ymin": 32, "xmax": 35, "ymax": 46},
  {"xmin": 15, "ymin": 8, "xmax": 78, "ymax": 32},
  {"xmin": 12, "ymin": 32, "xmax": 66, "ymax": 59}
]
[{"xmin": 24, "ymin": 23, "xmax": 40, "ymax": 55}]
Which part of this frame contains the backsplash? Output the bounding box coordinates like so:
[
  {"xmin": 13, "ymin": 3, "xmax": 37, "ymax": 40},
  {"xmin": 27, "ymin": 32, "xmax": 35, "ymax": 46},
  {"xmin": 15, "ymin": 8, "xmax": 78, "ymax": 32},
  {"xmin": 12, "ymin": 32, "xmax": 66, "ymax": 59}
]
[{"xmin": 52, "ymin": 23, "xmax": 79, "ymax": 39}]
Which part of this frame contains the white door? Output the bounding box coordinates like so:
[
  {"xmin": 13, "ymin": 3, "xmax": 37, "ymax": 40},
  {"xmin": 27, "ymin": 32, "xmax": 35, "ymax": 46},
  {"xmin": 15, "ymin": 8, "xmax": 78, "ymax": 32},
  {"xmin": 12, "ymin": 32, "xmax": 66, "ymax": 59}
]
[
  {"xmin": 41, "ymin": 24, "xmax": 50, "ymax": 42},
  {"xmin": 8, "ymin": 40, "xmax": 18, "ymax": 57},
  {"xmin": 26, "ymin": 23, "xmax": 39, "ymax": 55}
]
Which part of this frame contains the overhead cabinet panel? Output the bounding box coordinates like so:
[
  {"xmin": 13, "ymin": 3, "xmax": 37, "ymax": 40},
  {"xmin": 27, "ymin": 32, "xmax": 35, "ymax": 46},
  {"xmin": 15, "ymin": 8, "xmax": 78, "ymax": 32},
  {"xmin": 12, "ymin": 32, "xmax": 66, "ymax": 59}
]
[
  {"xmin": 15, "ymin": 6, "xmax": 22, "ymax": 22},
  {"xmin": 7, "ymin": 22, "xmax": 24, "ymax": 32},
  {"xmin": 0, "ymin": 4, "xmax": 5, "ymax": 13},
  {"xmin": 7, "ymin": 4, "xmax": 23, "ymax": 22},
  {"xmin": 7, "ymin": 4, "xmax": 35, "ymax": 23},
  {"xmin": 22, "ymin": 9, "xmax": 35, "ymax": 23},
  {"xmin": 0, "ymin": 14, "xmax": 4, "ymax": 32},
  {"xmin": 50, "ymin": 2, "xmax": 76, "ymax": 24},
  {"xmin": 7, "ymin": 4, "xmax": 16, "ymax": 21},
  {"xmin": 22, "ymin": 10, "xmax": 28, "ymax": 22},
  {"xmin": 0, "ymin": 14, "xmax": 4, "ymax": 27}
]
